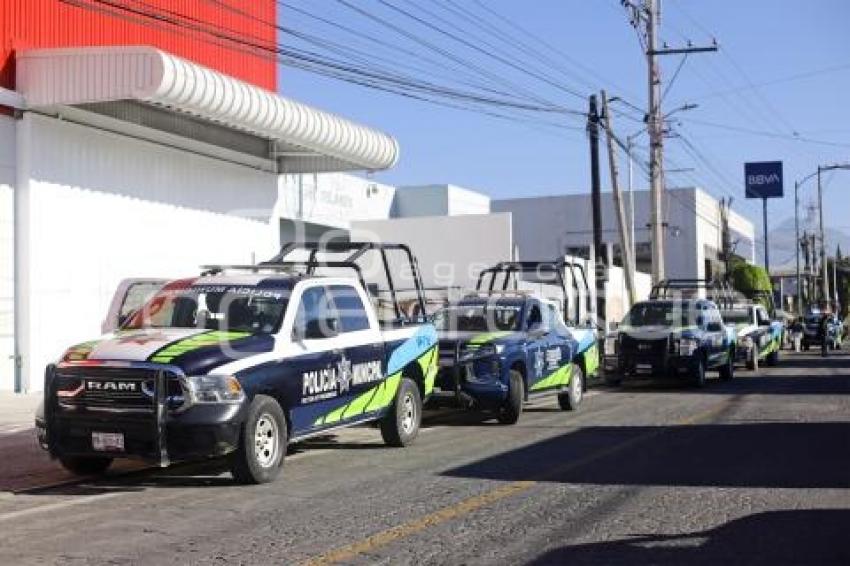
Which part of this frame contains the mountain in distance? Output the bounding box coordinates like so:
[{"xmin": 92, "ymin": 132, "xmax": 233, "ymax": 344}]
[{"xmin": 755, "ymin": 216, "xmax": 850, "ymax": 271}]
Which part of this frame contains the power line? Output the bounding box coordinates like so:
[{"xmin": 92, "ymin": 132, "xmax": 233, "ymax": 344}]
[
  {"xmin": 65, "ymin": 0, "xmax": 590, "ymax": 124},
  {"xmin": 371, "ymin": 0, "xmax": 589, "ymax": 102}
]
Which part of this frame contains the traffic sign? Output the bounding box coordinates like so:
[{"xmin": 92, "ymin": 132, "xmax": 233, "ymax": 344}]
[{"xmin": 745, "ymin": 161, "xmax": 784, "ymax": 199}]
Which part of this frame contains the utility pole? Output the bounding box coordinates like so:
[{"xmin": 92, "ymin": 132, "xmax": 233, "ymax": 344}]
[
  {"xmin": 817, "ymin": 166, "xmax": 828, "ymax": 306},
  {"xmin": 645, "ymin": 0, "xmax": 665, "ymax": 284},
  {"xmin": 626, "ymin": 136, "xmax": 637, "ymax": 266},
  {"xmin": 601, "ymin": 91, "xmax": 637, "ymax": 306},
  {"xmin": 719, "ymin": 197, "xmax": 733, "ymax": 279},
  {"xmin": 794, "ymin": 180, "xmax": 801, "ymax": 315},
  {"xmin": 833, "ymin": 244, "xmax": 839, "ymax": 308},
  {"xmin": 621, "ymin": 0, "xmax": 717, "ymax": 284},
  {"xmin": 588, "ymin": 94, "xmax": 606, "ymax": 329}
]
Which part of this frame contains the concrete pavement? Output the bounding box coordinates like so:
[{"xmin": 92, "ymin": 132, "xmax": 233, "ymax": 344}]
[{"xmin": 0, "ymin": 350, "xmax": 847, "ymax": 565}]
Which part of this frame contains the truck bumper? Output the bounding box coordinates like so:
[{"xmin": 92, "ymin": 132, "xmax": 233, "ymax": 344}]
[
  {"xmin": 433, "ymin": 365, "xmax": 508, "ymax": 408},
  {"xmin": 43, "ymin": 403, "xmax": 246, "ymax": 464},
  {"xmin": 604, "ymin": 354, "xmax": 699, "ymax": 379},
  {"xmin": 735, "ymin": 346, "xmax": 753, "ymax": 365},
  {"xmin": 41, "ymin": 365, "xmax": 247, "ymax": 466}
]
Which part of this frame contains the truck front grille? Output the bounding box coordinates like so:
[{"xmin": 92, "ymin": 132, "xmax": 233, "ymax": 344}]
[{"xmin": 55, "ymin": 367, "xmax": 184, "ymax": 412}]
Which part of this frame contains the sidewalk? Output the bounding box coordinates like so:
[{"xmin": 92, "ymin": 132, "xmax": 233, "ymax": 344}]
[
  {"xmin": 0, "ymin": 391, "xmax": 41, "ymax": 433},
  {"xmin": 0, "ymin": 391, "xmax": 63, "ymax": 491}
]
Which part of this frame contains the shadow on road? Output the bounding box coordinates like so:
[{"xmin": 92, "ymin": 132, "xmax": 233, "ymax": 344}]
[
  {"xmin": 442, "ymin": 421, "xmax": 850, "ymax": 489},
  {"xmin": 528, "ymin": 509, "xmax": 850, "ymax": 565}
]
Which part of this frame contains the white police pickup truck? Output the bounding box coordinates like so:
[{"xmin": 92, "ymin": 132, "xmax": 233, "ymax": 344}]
[
  {"xmin": 720, "ymin": 303, "xmax": 783, "ymax": 371},
  {"xmin": 37, "ymin": 243, "xmax": 438, "ymax": 484}
]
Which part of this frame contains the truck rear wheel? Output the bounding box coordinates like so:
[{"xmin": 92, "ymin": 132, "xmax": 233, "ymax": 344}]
[
  {"xmin": 558, "ymin": 364, "xmax": 584, "ymax": 411},
  {"xmin": 380, "ymin": 377, "xmax": 422, "ymax": 447},
  {"xmin": 230, "ymin": 394, "xmax": 287, "ymax": 485},
  {"xmin": 59, "ymin": 455, "xmax": 112, "ymax": 476},
  {"xmin": 497, "ymin": 370, "xmax": 524, "ymax": 425}
]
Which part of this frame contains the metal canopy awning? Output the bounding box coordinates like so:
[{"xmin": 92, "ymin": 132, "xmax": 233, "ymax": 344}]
[{"xmin": 15, "ymin": 46, "xmax": 400, "ymax": 173}]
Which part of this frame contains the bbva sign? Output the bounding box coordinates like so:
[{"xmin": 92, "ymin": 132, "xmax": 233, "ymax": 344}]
[{"xmin": 745, "ymin": 161, "xmax": 783, "ymax": 199}]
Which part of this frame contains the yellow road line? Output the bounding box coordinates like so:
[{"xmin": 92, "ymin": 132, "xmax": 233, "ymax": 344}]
[
  {"xmin": 303, "ymin": 398, "xmax": 733, "ymax": 566},
  {"xmin": 304, "ymin": 481, "xmax": 536, "ymax": 566}
]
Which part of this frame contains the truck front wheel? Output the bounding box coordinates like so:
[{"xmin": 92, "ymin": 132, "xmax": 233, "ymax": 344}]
[
  {"xmin": 691, "ymin": 358, "xmax": 707, "ymax": 388},
  {"xmin": 59, "ymin": 455, "xmax": 112, "ymax": 476},
  {"xmin": 497, "ymin": 370, "xmax": 524, "ymax": 425},
  {"xmin": 230, "ymin": 394, "xmax": 287, "ymax": 485},
  {"xmin": 380, "ymin": 377, "xmax": 422, "ymax": 447},
  {"xmin": 719, "ymin": 350, "xmax": 735, "ymax": 381}
]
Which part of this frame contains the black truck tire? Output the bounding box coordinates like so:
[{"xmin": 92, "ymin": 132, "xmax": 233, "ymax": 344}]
[
  {"xmin": 497, "ymin": 370, "xmax": 524, "ymax": 425},
  {"xmin": 719, "ymin": 349, "xmax": 735, "ymax": 381},
  {"xmin": 746, "ymin": 347, "xmax": 758, "ymax": 371},
  {"xmin": 380, "ymin": 377, "xmax": 422, "ymax": 447},
  {"xmin": 691, "ymin": 358, "xmax": 707, "ymax": 388},
  {"xmin": 558, "ymin": 364, "xmax": 584, "ymax": 411},
  {"xmin": 59, "ymin": 455, "xmax": 112, "ymax": 476},
  {"xmin": 767, "ymin": 349, "xmax": 780, "ymax": 366},
  {"xmin": 230, "ymin": 394, "xmax": 287, "ymax": 485}
]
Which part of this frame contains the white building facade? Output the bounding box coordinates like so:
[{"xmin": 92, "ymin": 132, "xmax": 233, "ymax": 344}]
[
  {"xmin": 1, "ymin": 46, "xmax": 400, "ymax": 393},
  {"xmin": 493, "ymin": 187, "xmax": 756, "ymax": 281}
]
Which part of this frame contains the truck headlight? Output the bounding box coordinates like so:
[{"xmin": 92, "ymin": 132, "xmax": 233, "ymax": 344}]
[
  {"xmin": 678, "ymin": 338, "xmax": 699, "ymax": 356},
  {"xmin": 461, "ymin": 343, "xmax": 504, "ymax": 361},
  {"xmin": 183, "ymin": 375, "xmax": 245, "ymax": 404},
  {"xmin": 604, "ymin": 337, "xmax": 618, "ymax": 356}
]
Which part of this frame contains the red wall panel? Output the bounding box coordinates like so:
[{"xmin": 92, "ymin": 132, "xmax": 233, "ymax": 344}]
[{"xmin": 0, "ymin": 0, "xmax": 277, "ymax": 92}]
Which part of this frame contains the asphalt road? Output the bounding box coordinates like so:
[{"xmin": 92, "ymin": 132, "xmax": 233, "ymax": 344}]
[{"xmin": 1, "ymin": 349, "xmax": 848, "ymax": 565}]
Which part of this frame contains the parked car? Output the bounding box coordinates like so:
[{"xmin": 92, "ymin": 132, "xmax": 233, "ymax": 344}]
[
  {"xmin": 603, "ymin": 298, "xmax": 736, "ymax": 387},
  {"xmin": 720, "ymin": 303, "xmax": 783, "ymax": 371},
  {"xmin": 431, "ymin": 260, "xmax": 599, "ymax": 424},
  {"xmin": 36, "ymin": 243, "xmax": 438, "ymax": 484}
]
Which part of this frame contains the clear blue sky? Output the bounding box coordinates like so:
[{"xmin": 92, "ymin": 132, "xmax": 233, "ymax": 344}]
[{"xmin": 277, "ymin": 0, "xmax": 850, "ymax": 263}]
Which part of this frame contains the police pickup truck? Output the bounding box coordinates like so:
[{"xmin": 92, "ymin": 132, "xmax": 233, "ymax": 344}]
[
  {"xmin": 431, "ymin": 260, "xmax": 599, "ymax": 424},
  {"xmin": 603, "ymin": 298, "xmax": 736, "ymax": 387},
  {"xmin": 721, "ymin": 303, "xmax": 782, "ymax": 371},
  {"xmin": 801, "ymin": 311, "xmax": 843, "ymax": 351},
  {"xmin": 36, "ymin": 243, "xmax": 438, "ymax": 484}
]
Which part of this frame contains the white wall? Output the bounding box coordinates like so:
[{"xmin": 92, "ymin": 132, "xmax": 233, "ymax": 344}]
[
  {"xmin": 351, "ymin": 213, "xmax": 513, "ymax": 291},
  {"xmin": 0, "ymin": 117, "xmax": 14, "ymax": 391},
  {"xmin": 493, "ymin": 187, "xmax": 754, "ymax": 281},
  {"xmin": 393, "ymin": 184, "xmax": 491, "ymax": 218},
  {"xmin": 277, "ymin": 172, "xmax": 395, "ymax": 231},
  {"xmin": 447, "ymin": 185, "xmax": 491, "ymax": 216},
  {"xmin": 18, "ymin": 114, "xmax": 280, "ymax": 391}
]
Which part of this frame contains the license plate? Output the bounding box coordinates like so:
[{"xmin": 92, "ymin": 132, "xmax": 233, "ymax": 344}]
[
  {"xmin": 92, "ymin": 432, "xmax": 124, "ymax": 452},
  {"xmin": 635, "ymin": 363, "xmax": 653, "ymax": 372}
]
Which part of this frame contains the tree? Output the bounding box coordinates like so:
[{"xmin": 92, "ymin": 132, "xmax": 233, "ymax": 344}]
[{"xmin": 729, "ymin": 259, "xmax": 772, "ymax": 307}]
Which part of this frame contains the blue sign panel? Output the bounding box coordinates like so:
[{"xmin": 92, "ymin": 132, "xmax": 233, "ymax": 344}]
[{"xmin": 745, "ymin": 161, "xmax": 783, "ymax": 199}]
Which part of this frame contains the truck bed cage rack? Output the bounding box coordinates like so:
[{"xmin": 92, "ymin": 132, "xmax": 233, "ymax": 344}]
[
  {"xmin": 474, "ymin": 259, "xmax": 592, "ymax": 326},
  {"xmin": 650, "ymin": 278, "xmax": 736, "ymax": 309},
  {"xmin": 265, "ymin": 242, "xmax": 428, "ymax": 324},
  {"xmin": 200, "ymin": 264, "xmax": 302, "ymax": 276}
]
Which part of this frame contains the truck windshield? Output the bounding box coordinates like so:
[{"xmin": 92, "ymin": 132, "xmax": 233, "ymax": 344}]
[
  {"xmin": 432, "ymin": 303, "xmax": 521, "ymax": 332},
  {"xmin": 623, "ymin": 302, "xmax": 692, "ymax": 328},
  {"xmin": 722, "ymin": 310, "xmax": 751, "ymax": 325},
  {"xmin": 124, "ymin": 284, "xmax": 289, "ymax": 335}
]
